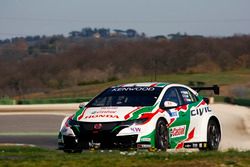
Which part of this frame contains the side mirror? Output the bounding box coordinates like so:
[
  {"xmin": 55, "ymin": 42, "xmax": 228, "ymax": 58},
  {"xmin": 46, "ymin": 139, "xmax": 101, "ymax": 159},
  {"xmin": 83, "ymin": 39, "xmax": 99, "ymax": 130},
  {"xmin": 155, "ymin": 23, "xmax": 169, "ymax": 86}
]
[
  {"xmin": 203, "ymin": 98, "xmax": 210, "ymax": 104},
  {"xmin": 79, "ymin": 102, "xmax": 88, "ymax": 108},
  {"xmin": 163, "ymin": 101, "xmax": 178, "ymax": 109}
]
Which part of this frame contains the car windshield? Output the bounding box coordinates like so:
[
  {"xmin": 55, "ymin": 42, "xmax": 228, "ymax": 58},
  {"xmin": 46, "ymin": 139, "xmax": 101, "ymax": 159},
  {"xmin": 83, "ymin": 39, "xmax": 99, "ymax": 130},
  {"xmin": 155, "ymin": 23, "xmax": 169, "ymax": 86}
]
[{"xmin": 87, "ymin": 87, "xmax": 163, "ymax": 107}]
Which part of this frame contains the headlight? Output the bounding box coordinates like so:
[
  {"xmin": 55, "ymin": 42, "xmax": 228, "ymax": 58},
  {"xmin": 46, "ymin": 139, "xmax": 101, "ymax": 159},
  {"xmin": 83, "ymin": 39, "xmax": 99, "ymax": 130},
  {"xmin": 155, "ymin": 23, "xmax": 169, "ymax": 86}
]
[
  {"xmin": 64, "ymin": 117, "xmax": 80, "ymax": 135},
  {"xmin": 134, "ymin": 118, "xmax": 149, "ymax": 125},
  {"xmin": 68, "ymin": 119, "xmax": 79, "ymax": 127}
]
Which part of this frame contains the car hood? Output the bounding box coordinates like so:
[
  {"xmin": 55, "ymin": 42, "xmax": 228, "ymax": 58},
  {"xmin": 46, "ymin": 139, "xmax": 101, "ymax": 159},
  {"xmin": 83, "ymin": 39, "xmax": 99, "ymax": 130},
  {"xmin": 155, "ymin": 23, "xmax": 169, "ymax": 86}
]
[{"xmin": 75, "ymin": 106, "xmax": 142, "ymax": 122}]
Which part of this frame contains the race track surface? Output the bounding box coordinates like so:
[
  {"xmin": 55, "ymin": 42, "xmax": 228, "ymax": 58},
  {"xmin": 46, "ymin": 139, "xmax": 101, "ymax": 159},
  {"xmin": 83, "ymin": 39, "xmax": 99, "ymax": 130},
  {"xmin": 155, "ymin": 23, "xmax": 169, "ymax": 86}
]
[
  {"xmin": 210, "ymin": 104, "xmax": 250, "ymax": 151},
  {"xmin": 0, "ymin": 103, "xmax": 249, "ymax": 151}
]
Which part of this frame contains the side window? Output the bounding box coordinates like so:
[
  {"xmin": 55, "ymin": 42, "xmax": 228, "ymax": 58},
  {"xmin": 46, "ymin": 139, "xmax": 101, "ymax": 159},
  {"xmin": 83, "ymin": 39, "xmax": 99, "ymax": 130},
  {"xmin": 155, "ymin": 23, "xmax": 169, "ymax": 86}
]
[
  {"xmin": 161, "ymin": 88, "xmax": 181, "ymax": 106},
  {"xmin": 178, "ymin": 87, "xmax": 198, "ymax": 104}
]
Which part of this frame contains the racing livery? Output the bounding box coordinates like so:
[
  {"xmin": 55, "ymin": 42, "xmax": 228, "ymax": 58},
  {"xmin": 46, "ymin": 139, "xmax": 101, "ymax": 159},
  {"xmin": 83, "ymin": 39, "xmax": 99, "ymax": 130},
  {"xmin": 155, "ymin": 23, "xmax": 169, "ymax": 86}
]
[{"xmin": 58, "ymin": 83, "xmax": 221, "ymax": 152}]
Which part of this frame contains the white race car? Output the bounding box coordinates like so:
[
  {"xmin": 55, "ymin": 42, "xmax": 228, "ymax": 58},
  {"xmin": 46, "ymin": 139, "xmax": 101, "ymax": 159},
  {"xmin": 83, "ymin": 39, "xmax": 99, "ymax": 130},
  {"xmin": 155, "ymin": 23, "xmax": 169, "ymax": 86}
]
[{"xmin": 58, "ymin": 82, "xmax": 221, "ymax": 152}]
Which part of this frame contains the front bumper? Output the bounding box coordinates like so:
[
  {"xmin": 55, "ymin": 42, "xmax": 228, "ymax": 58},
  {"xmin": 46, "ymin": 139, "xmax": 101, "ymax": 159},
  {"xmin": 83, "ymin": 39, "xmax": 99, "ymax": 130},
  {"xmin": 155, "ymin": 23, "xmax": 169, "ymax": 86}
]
[
  {"xmin": 58, "ymin": 133, "xmax": 138, "ymax": 149},
  {"xmin": 58, "ymin": 121, "xmax": 142, "ymax": 149}
]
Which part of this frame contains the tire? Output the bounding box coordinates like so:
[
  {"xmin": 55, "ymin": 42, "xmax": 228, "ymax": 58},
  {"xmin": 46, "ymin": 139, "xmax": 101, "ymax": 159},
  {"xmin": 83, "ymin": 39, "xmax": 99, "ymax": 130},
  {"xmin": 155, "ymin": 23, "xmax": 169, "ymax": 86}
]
[
  {"xmin": 205, "ymin": 119, "xmax": 221, "ymax": 151},
  {"xmin": 62, "ymin": 135, "xmax": 83, "ymax": 153},
  {"xmin": 155, "ymin": 119, "xmax": 168, "ymax": 150}
]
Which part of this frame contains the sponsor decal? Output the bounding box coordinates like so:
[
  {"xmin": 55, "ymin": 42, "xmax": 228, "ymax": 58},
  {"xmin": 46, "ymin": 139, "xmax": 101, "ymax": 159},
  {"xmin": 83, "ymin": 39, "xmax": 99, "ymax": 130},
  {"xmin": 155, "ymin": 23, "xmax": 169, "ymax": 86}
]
[
  {"xmin": 181, "ymin": 91, "xmax": 189, "ymax": 95},
  {"xmin": 91, "ymin": 110, "xmax": 116, "ymax": 114},
  {"xmin": 184, "ymin": 142, "xmax": 206, "ymax": 148},
  {"xmin": 141, "ymin": 138, "xmax": 151, "ymax": 142},
  {"xmin": 170, "ymin": 125, "xmax": 186, "ymax": 138},
  {"xmin": 185, "ymin": 143, "xmax": 192, "ymax": 148},
  {"xmin": 191, "ymin": 106, "xmax": 212, "ymax": 116},
  {"xmin": 130, "ymin": 127, "xmax": 141, "ymax": 132},
  {"xmin": 84, "ymin": 114, "xmax": 119, "ymax": 119},
  {"xmin": 111, "ymin": 87, "xmax": 155, "ymax": 92},
  {"xmin": 137, "ymin": 144, "xmax": 151, "ymax": 148},
  {"xmin": 193, "ymin": 143, "xmax": 198, "ymax": 148},
  {"xmin": 169, "ymin": 111, "xmax": 178, "ymax": 117}
]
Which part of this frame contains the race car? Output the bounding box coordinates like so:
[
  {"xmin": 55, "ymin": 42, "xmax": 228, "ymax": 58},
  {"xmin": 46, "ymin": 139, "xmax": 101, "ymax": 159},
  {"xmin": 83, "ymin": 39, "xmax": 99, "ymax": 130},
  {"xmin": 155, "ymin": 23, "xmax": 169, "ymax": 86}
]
[{"xmin": 58, "ymin": 82, "xmax": 221, "ymax": 152}]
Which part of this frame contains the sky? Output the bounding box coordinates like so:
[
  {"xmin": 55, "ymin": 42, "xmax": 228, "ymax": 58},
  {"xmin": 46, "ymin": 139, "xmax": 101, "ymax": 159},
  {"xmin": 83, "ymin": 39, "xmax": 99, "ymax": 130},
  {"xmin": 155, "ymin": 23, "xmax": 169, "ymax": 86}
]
[{"xmin": 0, "ymin": 0, "xmax": 250, "ymax": 39}]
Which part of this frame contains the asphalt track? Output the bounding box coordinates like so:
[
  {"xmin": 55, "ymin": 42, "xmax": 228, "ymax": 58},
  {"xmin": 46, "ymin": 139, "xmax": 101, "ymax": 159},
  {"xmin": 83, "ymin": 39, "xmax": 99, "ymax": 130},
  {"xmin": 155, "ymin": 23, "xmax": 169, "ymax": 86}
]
[
  {"xmin": 0, "ymin": 104, "xmax": 77, "ymax": 149},
  {"xmin": 0, "ymin": 114, "xmax": 67, "ymax": 149}
]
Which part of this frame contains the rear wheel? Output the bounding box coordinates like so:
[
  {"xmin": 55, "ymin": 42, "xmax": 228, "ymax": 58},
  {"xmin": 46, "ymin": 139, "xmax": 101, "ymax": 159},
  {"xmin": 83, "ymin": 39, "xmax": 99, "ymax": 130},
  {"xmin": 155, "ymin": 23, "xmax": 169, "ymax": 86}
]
[
  {"xmin": 201, "ymin": 119, "xmax": 221, "ymax": 151},
  {"xmin": 155, "ymin": 119, "xmax": 168, "ymax": 150}
]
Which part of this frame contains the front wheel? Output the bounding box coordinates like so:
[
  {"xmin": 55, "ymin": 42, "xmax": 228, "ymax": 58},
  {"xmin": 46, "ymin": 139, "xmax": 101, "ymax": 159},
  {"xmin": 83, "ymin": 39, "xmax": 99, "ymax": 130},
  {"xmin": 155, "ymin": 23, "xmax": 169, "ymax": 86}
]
[
  {"xmin": 61, "ymin": 135, "xmax": 83, "ymax": 153},
  {"xmin": 155, "ymin": 119, "xmax": 168, "ymax": 150}
]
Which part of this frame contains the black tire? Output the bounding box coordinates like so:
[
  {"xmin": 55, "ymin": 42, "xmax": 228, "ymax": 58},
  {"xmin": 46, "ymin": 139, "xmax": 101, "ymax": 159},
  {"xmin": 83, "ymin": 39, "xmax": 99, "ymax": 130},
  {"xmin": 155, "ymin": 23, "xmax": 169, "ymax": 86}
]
[
  {"xmin": 62, "ymin": 135, "xmax": 83, "ymax": 153},
  {"xmin": 155, "ymin": 119, "xmax": 168, "ymax": 150},
  {"xmin": 204, "ymin": 119, "xmax": 221, "ymax": 151}
]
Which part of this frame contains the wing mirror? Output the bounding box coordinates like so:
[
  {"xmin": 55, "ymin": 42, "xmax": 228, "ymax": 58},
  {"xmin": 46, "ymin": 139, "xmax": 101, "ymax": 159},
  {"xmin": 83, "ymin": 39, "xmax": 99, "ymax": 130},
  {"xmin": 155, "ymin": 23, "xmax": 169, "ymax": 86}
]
[
  {"xmin": 79, "ymin": 102, "xmax": 88, "ymax": 108},
  {"xmin": 162, "ymin": 101, "xmax": 178, "ymax": 109},
  {"xmin": 203, "ymin": 97, "xmax": 210, "ymax": 104}
]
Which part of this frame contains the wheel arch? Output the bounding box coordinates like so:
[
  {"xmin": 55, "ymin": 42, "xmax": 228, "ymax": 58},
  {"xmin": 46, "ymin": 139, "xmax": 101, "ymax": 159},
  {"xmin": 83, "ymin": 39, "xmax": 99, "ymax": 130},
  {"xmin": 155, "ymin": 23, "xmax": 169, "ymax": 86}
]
[
  {"xmin": 156, "ymin": 117, "xmax": 168, "ymax": 129},
  {"xmin": 155, "ymin": 117, "xmax": 169, "ymax": 150}
]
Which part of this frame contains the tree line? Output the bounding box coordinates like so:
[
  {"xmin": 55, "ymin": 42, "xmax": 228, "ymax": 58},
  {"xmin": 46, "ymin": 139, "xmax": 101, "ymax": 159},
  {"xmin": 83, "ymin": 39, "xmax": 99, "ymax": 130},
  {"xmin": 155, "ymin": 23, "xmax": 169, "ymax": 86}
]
[{"xmin": 0, "ymin": 33, "xmax": 250, "ymax": 97}]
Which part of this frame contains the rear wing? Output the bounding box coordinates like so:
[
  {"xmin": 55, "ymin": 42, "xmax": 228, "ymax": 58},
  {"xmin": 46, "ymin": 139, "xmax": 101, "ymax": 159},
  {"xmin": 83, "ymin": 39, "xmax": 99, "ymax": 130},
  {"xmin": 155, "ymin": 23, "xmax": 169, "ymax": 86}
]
[{"xmin": 191, "ymin": 85, "xmax": 220, "ymax": 95}]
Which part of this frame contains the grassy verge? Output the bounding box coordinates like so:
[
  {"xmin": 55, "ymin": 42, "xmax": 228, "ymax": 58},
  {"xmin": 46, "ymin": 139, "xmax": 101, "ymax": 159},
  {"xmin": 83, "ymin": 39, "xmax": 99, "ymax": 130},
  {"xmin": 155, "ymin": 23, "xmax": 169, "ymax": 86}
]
[
  {"xmin": 3, "ymin": 69, "xmax": 248, "ymax": 106},
  {"xmin": 0, "ymin": 98, "xmax": 16, "ymax": 105},
  {"xmin": 18, "ymin": 69, "xmax": 250, "ymax": 100},
  {"xmin": 0, "ymin": 146, "xmax": 250, "ymax": 167}
]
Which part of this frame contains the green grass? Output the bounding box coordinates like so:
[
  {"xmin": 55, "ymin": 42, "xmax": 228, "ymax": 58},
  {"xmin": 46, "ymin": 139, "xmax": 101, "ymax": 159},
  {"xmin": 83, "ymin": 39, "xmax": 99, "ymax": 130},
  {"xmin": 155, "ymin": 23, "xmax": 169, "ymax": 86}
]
[
  {"xmin": 0, "ymin": 146, "xmax": 250, "ymax": 167},
  {"xmin": 19, "ymin": 69, "xmax": 250, "ymax": 100},
  {"xmin": 0, "ymin": 98, "xmax": 16, "ymax": 105}
]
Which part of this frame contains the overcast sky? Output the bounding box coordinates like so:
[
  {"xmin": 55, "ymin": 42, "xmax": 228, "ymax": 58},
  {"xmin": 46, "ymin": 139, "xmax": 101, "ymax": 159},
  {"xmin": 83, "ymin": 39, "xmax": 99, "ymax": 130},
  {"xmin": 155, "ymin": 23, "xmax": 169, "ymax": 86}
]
[{"xmin": 0, "ymin": 0, "xmax": 250, "ymax": 39}]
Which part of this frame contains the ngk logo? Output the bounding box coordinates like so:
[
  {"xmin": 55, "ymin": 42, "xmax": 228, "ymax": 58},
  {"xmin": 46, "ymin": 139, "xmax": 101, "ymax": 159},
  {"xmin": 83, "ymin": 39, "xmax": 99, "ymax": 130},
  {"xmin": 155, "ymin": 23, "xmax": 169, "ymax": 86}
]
[{"xmin": 170, "ymin": 125, "xmax": 186, "ymax": 138}]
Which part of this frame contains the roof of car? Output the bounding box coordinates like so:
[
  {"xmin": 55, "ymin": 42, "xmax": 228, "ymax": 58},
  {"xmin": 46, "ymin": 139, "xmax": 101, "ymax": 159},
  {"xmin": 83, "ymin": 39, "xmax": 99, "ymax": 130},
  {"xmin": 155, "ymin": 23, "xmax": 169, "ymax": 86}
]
[{"xmin": 113, "ymin": 82, "xmax": 170, "ymax": 88}]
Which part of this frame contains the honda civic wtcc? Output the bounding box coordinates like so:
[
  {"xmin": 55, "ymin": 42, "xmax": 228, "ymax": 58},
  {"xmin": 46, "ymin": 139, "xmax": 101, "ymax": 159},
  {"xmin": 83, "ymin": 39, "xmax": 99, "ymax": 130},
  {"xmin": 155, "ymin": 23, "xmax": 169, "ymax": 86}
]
[{"xmin": 58, "ymin": 82, "xmax": 221, "ymax": 152}]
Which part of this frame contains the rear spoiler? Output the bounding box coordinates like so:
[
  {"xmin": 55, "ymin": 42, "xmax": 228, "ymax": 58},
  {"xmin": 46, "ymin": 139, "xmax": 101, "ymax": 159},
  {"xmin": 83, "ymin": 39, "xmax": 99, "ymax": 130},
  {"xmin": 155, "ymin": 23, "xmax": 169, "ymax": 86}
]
[{"xmin": 191, "ymin": 85, "xmax": 220, "ymax": 95}]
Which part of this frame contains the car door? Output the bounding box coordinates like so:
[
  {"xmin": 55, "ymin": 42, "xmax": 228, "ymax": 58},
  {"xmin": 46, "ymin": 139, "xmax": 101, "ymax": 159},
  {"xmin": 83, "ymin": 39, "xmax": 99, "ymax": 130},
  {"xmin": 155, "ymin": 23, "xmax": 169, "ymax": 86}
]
[
  {"xmin": 162, "ymin": 87, "xmax": 197, "ymax": 148},
  {"xmin": 170, "ymin": 87, "xmax": 200, "ymax": 148}
]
